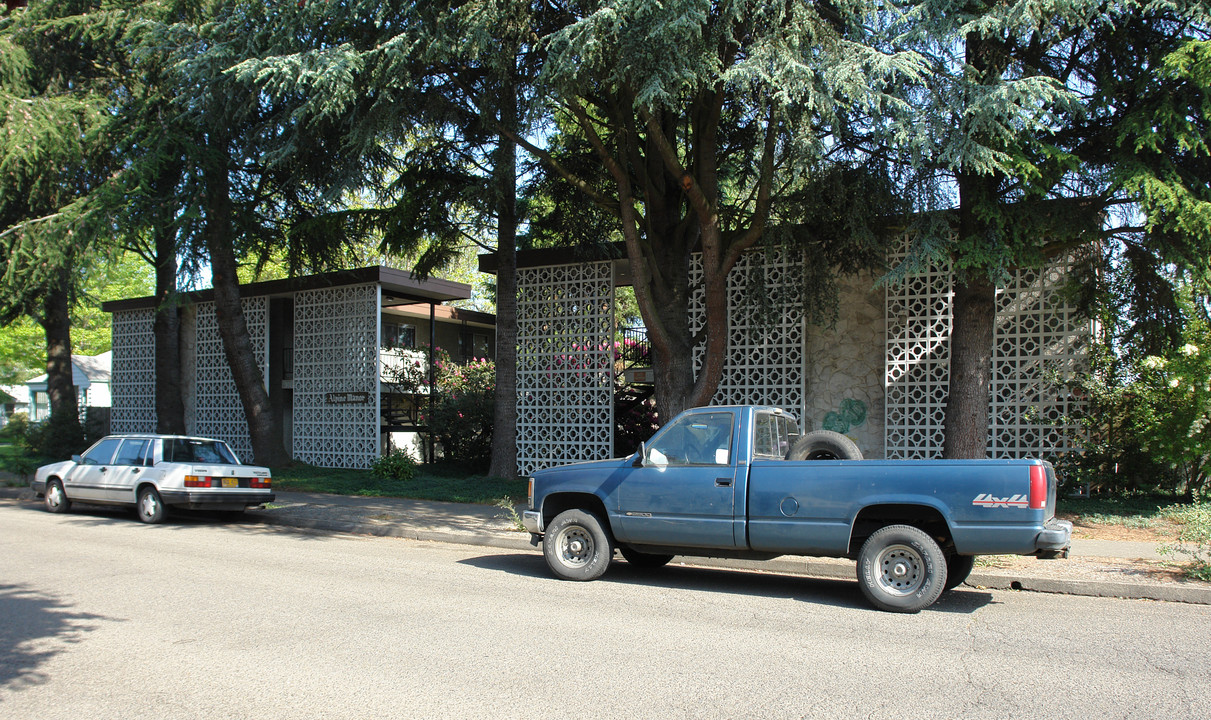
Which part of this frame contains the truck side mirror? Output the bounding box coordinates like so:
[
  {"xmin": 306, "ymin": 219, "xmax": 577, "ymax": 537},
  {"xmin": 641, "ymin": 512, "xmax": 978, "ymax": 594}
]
[{"xmin": 633, "ymin": 443, "xmax": 646, "ymax": 467}]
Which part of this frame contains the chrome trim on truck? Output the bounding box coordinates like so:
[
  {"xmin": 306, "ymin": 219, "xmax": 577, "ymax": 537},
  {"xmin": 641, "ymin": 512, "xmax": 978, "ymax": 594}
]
[
  {"xmin": 1035, "ymin": 518, "xmax": 1073, "ymax": 558},
  {"xmin": 522, "ymin": 510, "xmax": 544, "ymax": 535}
]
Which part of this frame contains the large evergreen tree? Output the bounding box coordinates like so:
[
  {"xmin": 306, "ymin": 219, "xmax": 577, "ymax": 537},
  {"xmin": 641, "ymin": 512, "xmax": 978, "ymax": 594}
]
[
  {"xmin": 510, "ymin": 0, "xmax": 921, "ymax": 420},
  {"xmin": 227, "ymin": 1, "xmax": 540, "ymax": 476},
  {"xmin": 0, "ymin": 0, "xmax": 130, "ymax": 451},
  {"xmin": 885, "ymin": 1, "xmax": 1211, "ymax": 458}
]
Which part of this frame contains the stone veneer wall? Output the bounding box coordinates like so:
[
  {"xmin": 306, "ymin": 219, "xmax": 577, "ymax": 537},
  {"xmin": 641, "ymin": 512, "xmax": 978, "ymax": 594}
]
[{"xmin": 802, "ymin": 272, "xmax": 887, "ymax": 459}]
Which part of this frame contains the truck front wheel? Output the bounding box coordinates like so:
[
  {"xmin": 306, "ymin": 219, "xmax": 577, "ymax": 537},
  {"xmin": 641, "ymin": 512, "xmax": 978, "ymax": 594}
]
[
  {"xmin": 543, "ymin": 509, "xmax": 614, "ymax": 581},
  {"xmin": 856, "ymin": 525, "xmax": 947, "ymax": 613}
]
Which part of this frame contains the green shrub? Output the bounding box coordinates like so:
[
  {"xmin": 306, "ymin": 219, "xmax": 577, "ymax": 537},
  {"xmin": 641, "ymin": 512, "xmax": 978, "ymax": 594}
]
[
  {"xmin": 1159, "ymin": 503, "xmax": 1211, "ymax": 581},
  {"xmin": 370, "ymin": 450, "xmax": 417, "ymax": 482},
  {"xmin": 0, "ymin": 412, "xmax": 30, "ymax": 443},
  {"xmin": 1056, "ymin": 315, "xmax": 1211, "ymax": 499},
  {"xmin": 25, "ymin": 414, "xmax": 86, "ymax": 460}
]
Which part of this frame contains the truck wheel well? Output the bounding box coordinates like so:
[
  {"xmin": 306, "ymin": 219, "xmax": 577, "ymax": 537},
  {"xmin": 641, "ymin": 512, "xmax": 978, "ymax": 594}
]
[
  {"xmin": 849, "ymin": 504, "xmax": 954, "ymax": 556},
  {"xmin": 542, "ymin": 493, "xmax": 611, "ymax": 533}
]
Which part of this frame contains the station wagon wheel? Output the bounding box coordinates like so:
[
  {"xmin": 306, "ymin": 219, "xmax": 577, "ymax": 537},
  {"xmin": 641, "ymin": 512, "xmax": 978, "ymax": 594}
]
[
  {"xmin": 136, "ymin": 486, "xmax": 166, "ymax": 524},
  {"xmin": 543, "ymin": 509, "xmax": 614, "ymax": 581},
  {"xmin": 856, "ymin": 524, "xmax": 946, "ymax": 613},
  {"xmin": 45, "ymin": 479, "xmax": 71, "ymax": 514}
]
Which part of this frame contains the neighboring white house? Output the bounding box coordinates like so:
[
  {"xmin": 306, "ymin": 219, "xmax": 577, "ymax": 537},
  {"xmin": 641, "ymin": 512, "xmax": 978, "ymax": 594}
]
[
  {"xmin": 24, "ymin": 352, "xmax": 112, "ymax": 423},
  {"xmin": 1, "ymin": 384, "xmax": 30, "ymax": 429}
]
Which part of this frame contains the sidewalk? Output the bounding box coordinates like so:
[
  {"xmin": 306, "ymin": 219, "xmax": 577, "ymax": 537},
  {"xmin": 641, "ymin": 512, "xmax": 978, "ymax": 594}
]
[{"xmin": 5, "ymin": 484, "xmax": 1210, "ymax": 605}]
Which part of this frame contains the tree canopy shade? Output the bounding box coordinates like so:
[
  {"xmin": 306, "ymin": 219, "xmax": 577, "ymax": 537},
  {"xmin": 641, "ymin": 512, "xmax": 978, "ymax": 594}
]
[
  {"xmin": 877, "ymin": 0, "xmax": 1211, "ymax": 458},
  {"xmin": 495, "ymin": 0, "xmax": 923, "ymax": 420}
]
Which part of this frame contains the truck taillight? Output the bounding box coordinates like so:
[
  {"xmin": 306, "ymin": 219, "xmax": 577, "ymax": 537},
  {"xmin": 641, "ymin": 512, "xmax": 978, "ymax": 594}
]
[{"xmin": 1029, "ymin": 465, "xmax": 1047, "ymax": 510}]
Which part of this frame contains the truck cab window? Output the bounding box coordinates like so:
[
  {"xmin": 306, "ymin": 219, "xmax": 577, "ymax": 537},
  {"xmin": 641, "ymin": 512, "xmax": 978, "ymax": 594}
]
[{"xmin": 647, "ymin": 412, "xmax": 734, "ymax": 466}]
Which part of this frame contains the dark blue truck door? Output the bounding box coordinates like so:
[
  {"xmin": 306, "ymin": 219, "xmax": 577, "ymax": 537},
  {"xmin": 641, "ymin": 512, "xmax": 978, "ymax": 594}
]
[{"xmin": 614, "ymin": 410, "xmax": 739, "ymax": 549}]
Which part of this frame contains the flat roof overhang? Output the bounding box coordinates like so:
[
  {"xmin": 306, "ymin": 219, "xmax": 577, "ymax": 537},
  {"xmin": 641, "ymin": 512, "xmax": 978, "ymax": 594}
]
[
  {"xmin": 478, "ymin": 243, "xmax": 636, "ymax": 286},
  {"xmin": 102, "ymin": 266, "xmax": 472, "ymax": 313}
]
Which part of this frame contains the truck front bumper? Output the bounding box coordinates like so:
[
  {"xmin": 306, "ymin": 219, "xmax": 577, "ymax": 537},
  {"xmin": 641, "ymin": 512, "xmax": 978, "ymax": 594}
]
[
  {"xmin": 522, "ymin": 510, "xmax": 543, "ymax": 535},
  {"xmin": 1035, "ymin": 517, "xmax": 1073, "ymax": 559}
]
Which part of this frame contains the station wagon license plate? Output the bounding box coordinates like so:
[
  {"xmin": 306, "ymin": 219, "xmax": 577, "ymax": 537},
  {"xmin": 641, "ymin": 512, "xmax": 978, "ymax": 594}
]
[{"xmin": 222, "ymin": 477, "xmax": 239, "ymax": 488}]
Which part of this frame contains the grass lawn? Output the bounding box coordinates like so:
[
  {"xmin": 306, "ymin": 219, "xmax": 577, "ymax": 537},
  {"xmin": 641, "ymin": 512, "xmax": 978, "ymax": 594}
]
[
  {"xmin": 1056, "ymin": 491, "xmax": 1190, "ymax": 530},
  {"xmin": 271, "ymin": 462, "xmax": 528, "ymax": 505}
]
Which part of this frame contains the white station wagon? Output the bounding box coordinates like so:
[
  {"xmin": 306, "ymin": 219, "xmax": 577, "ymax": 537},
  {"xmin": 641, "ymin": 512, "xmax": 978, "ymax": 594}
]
[{"xmin": 32, "ymin": 434, "xmax": 274, "ymax": 524}]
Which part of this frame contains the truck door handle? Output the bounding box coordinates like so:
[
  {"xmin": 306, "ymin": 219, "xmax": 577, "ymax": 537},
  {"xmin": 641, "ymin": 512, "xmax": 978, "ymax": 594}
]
[{"xmin": 715, "ymin": 477, "xmax": 732, "ymax": 487}]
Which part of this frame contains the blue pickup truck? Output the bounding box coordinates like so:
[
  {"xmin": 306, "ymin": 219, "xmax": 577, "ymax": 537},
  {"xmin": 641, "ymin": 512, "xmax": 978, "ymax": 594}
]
[{"xmin": 522, "ymin": 405, "xmax": 1072, "ymax": 612}]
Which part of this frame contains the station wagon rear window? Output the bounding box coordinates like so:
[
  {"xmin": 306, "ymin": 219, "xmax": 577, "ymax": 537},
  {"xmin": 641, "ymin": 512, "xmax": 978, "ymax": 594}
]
[{"xmin": 164, "ymin": 439, "xmax": 241, "ymax": 465}]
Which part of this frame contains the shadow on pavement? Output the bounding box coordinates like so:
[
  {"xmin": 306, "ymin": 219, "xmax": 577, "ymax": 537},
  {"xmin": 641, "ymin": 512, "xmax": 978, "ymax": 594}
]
[
  {"xmin": 460, "ymin": 553, "xmax": 994, "ymax": 613},
  {"xmin": 9, "ymin": 497, "xmax": 340, "ymax": 541},
  {"xmin": 0, "ymin": 584, "xmax": 115, "ymax": 692}
]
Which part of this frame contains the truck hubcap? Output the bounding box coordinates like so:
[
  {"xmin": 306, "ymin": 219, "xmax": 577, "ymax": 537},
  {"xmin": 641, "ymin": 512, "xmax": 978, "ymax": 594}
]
[
  {"xmin": 557, "ymin": 527, "xmax": 593, "ymax": 567},
  {"xmin": 875, "ymin": 544, "xmax": 924, "ymax": 596}
]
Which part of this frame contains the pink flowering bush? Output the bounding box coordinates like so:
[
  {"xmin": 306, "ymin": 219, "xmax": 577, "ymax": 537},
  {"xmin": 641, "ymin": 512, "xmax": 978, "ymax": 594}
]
[{"xmin": 428, "ymin": 355, "xmax": 496, "ymax": 470}]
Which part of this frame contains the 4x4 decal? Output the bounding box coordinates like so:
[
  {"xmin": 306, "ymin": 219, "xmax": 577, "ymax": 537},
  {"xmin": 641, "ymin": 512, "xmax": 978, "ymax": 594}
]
[{"xmin": 972, "ymin": 493, "xmax": 1028, "ymax": 509}]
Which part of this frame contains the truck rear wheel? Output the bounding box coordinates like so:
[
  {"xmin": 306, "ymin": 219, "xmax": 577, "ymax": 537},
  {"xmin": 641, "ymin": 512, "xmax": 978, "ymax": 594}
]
[
  {"xmin": 787, "ymin": 430, "xmax": 863, "ymax": 461},
  {"xmin": 543, "ymin": 509, "xmax": 614, "ymax": 581},
  {"xmin": 856, "ymin": 524, "xmax": 947, "ymax": 613}
]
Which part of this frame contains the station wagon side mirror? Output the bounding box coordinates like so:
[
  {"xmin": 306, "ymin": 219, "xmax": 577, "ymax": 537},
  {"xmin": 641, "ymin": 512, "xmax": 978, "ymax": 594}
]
[{"xmin": 633, "ymin": 443, "xmax": 646, "ymax": 467}]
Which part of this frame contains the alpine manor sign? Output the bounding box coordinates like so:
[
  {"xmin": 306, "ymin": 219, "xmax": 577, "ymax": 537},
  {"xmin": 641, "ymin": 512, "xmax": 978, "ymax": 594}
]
[{"xmin": 325, "ymin": 391, "xmax": 371, "ymax": 405}]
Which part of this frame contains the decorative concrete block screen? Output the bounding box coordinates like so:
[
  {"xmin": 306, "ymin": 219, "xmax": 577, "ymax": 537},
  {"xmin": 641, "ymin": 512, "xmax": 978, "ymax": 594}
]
[
  {"xmin": 110, "ymin": 308, "xmax": 157, "ymax": 434},
  {"xmin": 516, "ymin": 262, "xmax": 614, "ymax": 476},
  {"xmin": 691, "ymin": 249, "xmax": 806, "ymax": 417},
  {"xmin": 991, "ymin": 260, "xmax": 1088, "ymax": 457},
  {"xmin": 885, "ymin": 248, "xmax": 1087, "ymax": 459},
  {"xmin": 195, "ymin": 298, "xmax": 268, "ymax": 462},
  {"xmin": 292, "ymin": 283, "xmax": 380, "ymax": 469}
]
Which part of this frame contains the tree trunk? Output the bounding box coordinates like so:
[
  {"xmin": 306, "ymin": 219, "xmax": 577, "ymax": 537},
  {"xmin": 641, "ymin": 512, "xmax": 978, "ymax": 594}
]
[
  {"xmin": 942, "ymin": 30, "xmax": 1005, "ymax": 459},
  {"xmin": 41, "ymin": 268, "xmax": 83, "ymax": 451},
  {"xmin": 204, "ymin": 141, "xmax": 288, "ymax": 467},
  {"xmin": 636, "ymin": 244, "xmax": 697, "ymax": 422},
  {"xmin": 487, "ymin": 100, "xmax": 519, "ymax": 479},
  {"xmin": 942, "ymin": 271, "xmax": 995, "ymax": 459},
  {"xmin": 153, "ymin": 219, "xmax": 186, "ymax": 435}
]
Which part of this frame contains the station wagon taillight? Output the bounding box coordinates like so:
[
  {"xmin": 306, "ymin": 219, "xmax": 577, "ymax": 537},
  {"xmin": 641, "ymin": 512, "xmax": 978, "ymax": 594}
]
[{"xmin": 1028, "ymin": 465, "xmax": 1047, "ymax": 510}]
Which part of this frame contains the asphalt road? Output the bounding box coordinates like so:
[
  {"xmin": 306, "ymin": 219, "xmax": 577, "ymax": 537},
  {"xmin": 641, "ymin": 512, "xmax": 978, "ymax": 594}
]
[{"xmin": 3, "ymin": 503, "xmax": 1210, "ymax": 720}]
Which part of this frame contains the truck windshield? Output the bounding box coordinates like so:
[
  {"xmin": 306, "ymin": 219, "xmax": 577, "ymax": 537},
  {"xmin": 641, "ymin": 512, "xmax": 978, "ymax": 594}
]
[{"xmin": 164, "ymin": 438, "xmax": 241, "ymax": 465}]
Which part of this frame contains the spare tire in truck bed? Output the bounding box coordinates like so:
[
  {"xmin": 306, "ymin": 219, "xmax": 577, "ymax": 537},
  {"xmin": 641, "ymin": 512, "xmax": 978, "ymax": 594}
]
[{"xmin": 786, "ymin": 430, "xmax": 863, "ymax": 461}]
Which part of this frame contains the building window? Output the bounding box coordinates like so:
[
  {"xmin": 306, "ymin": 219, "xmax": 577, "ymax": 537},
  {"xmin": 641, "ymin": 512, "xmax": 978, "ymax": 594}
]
[
  {"xmin": 383, "ymin": 322, "xmax": 416, "ymax": 350},
  {"xmin": 33, "ymin": 391, "xmax": 49, "ymax": 422},
  {"xmin": 459, "ymin": 331, "xmax": 490, "ymax": 361}
]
